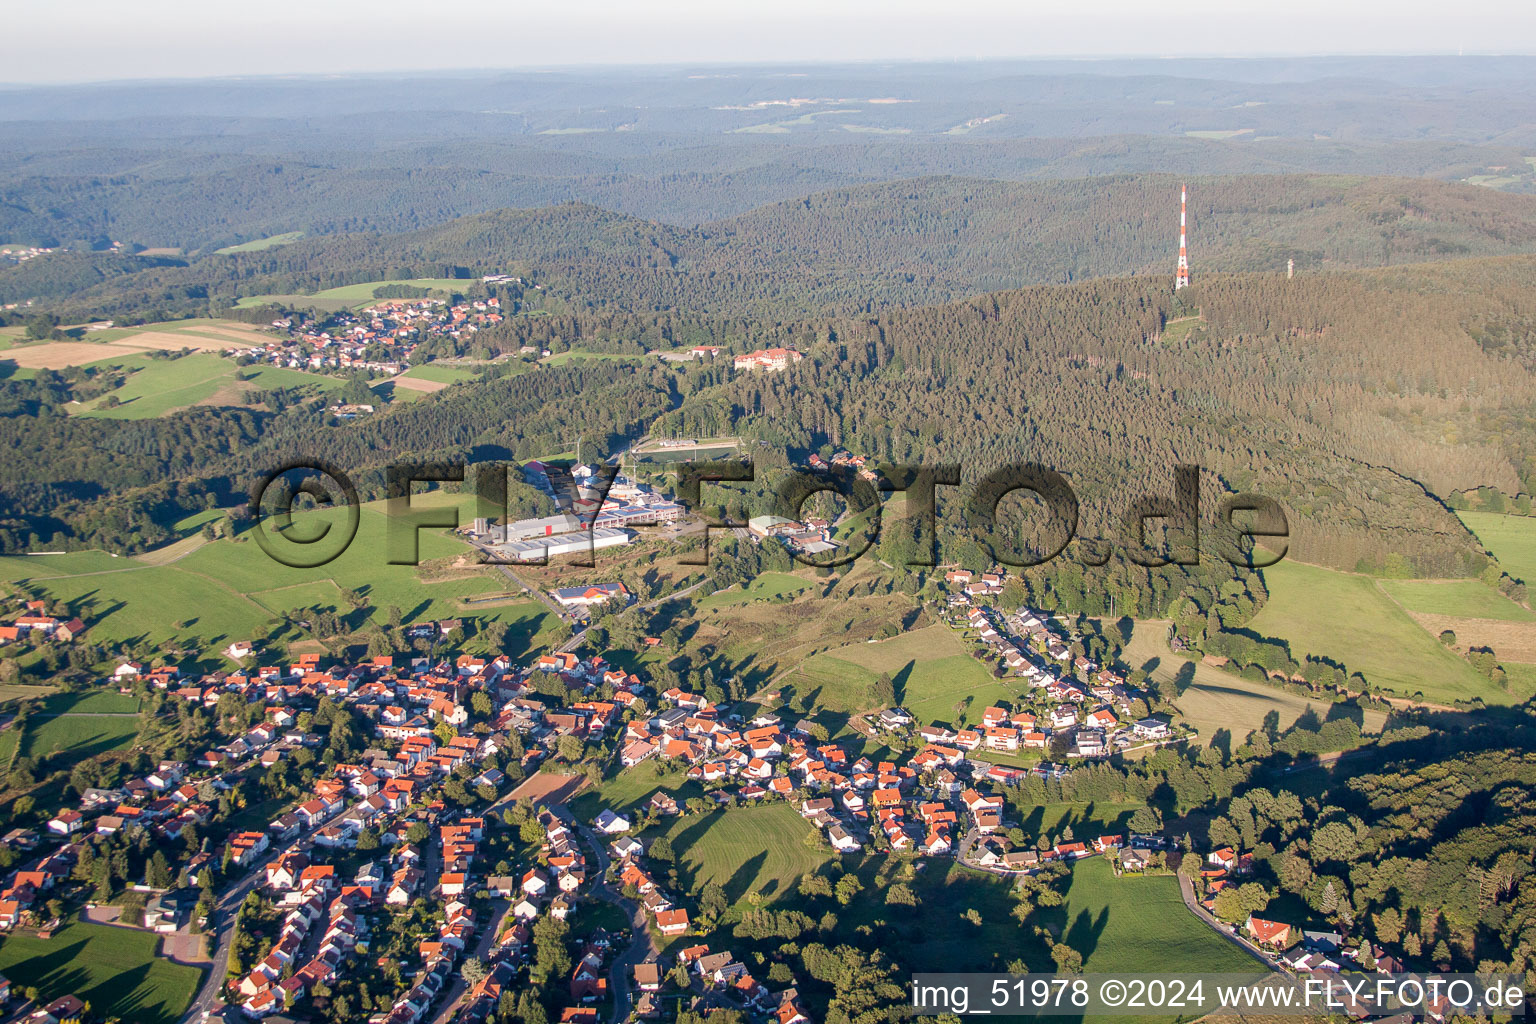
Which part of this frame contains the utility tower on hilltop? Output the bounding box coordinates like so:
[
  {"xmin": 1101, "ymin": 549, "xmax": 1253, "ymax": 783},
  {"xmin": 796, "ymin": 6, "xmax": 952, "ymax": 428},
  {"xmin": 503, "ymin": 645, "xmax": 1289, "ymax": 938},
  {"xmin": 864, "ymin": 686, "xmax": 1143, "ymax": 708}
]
[{"xmin": 1175, "ymin": 183, "xmax": 1191, "ymax": 290}]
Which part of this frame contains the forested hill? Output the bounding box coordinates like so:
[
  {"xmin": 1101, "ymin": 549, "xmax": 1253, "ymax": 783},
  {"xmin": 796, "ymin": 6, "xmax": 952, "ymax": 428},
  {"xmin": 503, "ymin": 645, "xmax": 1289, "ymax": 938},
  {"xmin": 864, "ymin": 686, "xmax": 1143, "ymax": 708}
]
[
  {"xmin": 6, "ymin": 254, "xmax": 1536, "ymax": 585},
  {"xmin": 16, "ymin": 173, "xmax": 1536, "ymax": 320},
  {"xmin": 654, "ymin": 256, "xmax": 1536, "ymax": 578}
]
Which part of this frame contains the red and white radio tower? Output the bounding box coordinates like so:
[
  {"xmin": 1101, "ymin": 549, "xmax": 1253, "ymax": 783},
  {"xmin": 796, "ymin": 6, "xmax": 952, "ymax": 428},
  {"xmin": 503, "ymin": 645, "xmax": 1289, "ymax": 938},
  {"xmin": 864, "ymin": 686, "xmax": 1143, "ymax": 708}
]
[{"xmin": 1174, "ymin": 183, "xmax": 1191, "ymax": 290}]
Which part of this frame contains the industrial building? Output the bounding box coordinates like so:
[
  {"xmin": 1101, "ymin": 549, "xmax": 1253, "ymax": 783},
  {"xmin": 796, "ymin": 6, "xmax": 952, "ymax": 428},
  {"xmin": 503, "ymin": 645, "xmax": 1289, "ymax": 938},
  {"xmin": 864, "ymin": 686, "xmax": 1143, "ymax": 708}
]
[{"xmin": 489, "ymin": 526, "xmax": 635, "ymax": 562}]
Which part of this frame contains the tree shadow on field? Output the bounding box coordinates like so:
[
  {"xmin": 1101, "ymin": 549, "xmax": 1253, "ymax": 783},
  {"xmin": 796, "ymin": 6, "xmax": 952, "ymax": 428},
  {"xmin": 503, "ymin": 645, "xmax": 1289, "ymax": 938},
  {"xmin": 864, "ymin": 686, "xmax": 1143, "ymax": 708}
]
[
  {"xmin": 1210, "ymin": 728, "xmax": 1234, "ymax": 759},
  {"xmin": 1173, "ymin": 661, "xmax": 1197, "ymax": 696},
  {"xmin": 892, "ymin": 661, "xmax": 914, "ymax": 706},
  {"xmin": 1063, "ymin": 905, "xmax": 1110, "ymax": 965},
  {"xmin": 1323, "ymin": 702, "xmax": 1365, "ymax": 728},
  {"xmin": 669, "ymin": 811, "xmax": 722, "ymax": 890},
  {"xmin": 725, "ymin": 850, "xmax": 770, "ymax": 903}
]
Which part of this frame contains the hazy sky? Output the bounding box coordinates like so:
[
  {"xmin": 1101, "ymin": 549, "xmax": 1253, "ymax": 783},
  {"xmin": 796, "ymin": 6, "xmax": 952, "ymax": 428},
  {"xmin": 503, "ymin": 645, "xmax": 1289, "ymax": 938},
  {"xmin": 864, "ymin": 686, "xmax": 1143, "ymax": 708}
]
[{"xmin": 5, "ymin": 0, "xmax": 1536, "ymax": 84}]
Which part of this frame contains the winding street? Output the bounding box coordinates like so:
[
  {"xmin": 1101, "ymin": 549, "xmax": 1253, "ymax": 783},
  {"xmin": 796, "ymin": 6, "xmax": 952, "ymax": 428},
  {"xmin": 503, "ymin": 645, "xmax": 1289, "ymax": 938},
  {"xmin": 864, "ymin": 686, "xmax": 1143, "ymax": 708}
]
[
  {"xmin": 569, "ymin": 816, "xmax": 657, "ymax": 1024},
  {"xmin": 1175, "ymin": 870, "xmax": 1279, "ymax": 971},
  {"xmin": 427, "ymin": 898, "xmax": 512, "ymax": 1024},
  {"xmin": 178, "ymin": 801, "xmax": 357, "ymax": 1024}
]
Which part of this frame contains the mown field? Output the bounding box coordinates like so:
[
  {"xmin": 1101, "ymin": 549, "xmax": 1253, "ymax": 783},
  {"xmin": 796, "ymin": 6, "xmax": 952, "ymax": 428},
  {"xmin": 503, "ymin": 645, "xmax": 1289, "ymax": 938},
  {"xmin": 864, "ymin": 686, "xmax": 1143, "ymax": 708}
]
[
  {"xmin": 13, "ymin": 691, "xmax": 143, "ymax": 761},
  {"xmin": 646, "ymin": 801, "xmax": 828, "ymax": 905},
  {"xmin": 783, "ymin": 622, "xmax": 1012, "ymax": 727},
  {"xmin": 1124, "ymin": 621, "xmax": 1386, "ymax": 743},
  {"xmin": 1053, "ymin": 857, "xmax": 1254, "ymax": 972},
  {"xmin": 1376, "ymin": 578, "xmax": 1535, "ymax": 621},
  {"xmin": 70, "ymin": 351, "xmax": 350, "ymax": 419},
  {"xmin": 0, "ymin": 920, "xmax": 203, "ymax": 1024},
  {"xmin": 1459, "ymin": 510, "xmax": 1536, "ymax": 585},
  {"xmin": 0, "ymin": 494, "xmax": 557, "ymax": 663},
  {"xmin": 1249, "ymin": 560, "xmax": 1505, "ymax": 703},
  {"xmin": 235, "ymin": 277, "xmax": 472, "ymax": 309},
  {"xmin": 828, "ymin": 852, "xmax": 1251, "ymax": 998},
  {"xmin": 696, "ymin": 571, "xmax": 812, "ymax": 610},
  {"xmin": 570, "ymin": 763, "xmax": 694, "ymax": 822},
  {"xmin": 400, "ymin": 363, "xmax": 480, "ymax": 385}
]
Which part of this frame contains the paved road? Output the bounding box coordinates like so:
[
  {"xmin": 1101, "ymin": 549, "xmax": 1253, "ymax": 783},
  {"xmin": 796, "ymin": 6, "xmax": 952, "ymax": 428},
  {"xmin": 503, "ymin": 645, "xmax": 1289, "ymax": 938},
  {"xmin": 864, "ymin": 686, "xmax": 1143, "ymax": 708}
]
[
  {"xmin": 571, "ymin": 820, "xmax": 656, "ymax": 1024},
  {"xmin": 953, "ymin": 827, "xmax": 1032, "ymax": 877},
  {"xmin": 635, "ymin": 580, "xmax": 707, "ymax": 612},
  {"xmin": 178, "ymin": 803, "xmax": 354, "ymax": 1024},
  {"xmin": 428, "ymin": 898, "xmax": 511, "ymax": 1024},
  {"xmin": 1175, "ymin": 870, "xmax": 1278, "ymax": 971}
]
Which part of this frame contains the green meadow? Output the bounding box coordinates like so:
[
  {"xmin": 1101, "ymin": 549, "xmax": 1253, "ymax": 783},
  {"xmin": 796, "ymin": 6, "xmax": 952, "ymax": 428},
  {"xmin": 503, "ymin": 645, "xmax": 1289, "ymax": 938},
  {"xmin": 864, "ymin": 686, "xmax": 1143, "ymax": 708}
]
[
  {"xmin": 0, "ymin": 494, "xmax": 557, "ymax": 662},
  {"xmin": 696, "ymin": 571, "xmax": 812, "ymax": 609},
  {"xmin": 1124, "ymin": 620, "xmax": 1387, "ymax": 742},
  {"xmin": 401, "ymin": 363, "xmax": 480, "ymax": 385},
  {"xmin": 0, "ymin": 920, "xmax": 202, "ymax": 1024},
  {"xmin": 214, "ymin": 231, "xmax": 304, "ymax": 254},
  {"xmin": 646, "ymin": 801, "xmax": 828, "ymax": 905},
  {"xmin": 1377, "ymin": 578, "xmax": 1535, "ymax": 620},
  {"xmin": 235, "ymin": 278, "xmax": 472, "ymax": 309},
  {"xmin": 70, "ymin": 352, "xmax": 350, "ymax": 419},
  {"xmin": 1459, "ymin": 510, "xmax": 1536, "ymax": 585},
  {"xmin": 1054, "ymin": 857, "xmax": 1254, "ymax": 972},
  {"xmin": 1250, "ymin": 559, "xmax": 1502, "ymax": 703},
  {"xmin": 772, "ymin": 622, "xmax": 1014, "ymax": 727}
]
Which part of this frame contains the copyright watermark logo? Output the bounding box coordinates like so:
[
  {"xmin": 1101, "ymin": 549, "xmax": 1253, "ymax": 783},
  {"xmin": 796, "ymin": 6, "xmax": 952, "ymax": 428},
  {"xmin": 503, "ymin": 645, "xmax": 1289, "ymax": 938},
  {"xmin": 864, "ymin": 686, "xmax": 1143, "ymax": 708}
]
[{"xmin": 247, "ymin": 459, "xmax": 360, "ymax": 569}]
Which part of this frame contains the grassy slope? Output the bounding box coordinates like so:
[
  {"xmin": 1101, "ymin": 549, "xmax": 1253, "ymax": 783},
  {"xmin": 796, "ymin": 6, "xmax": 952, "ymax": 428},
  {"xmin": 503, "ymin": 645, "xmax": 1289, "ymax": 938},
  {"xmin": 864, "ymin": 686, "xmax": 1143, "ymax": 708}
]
[
  {"xmin": 0, "ymin": 920, "xmax": 202, "ymax": 1024},
  {"xmin": 15, "ymin": 691, "xmax": 143, "ymax": 760},
  {"xmin": 214, "ymin": 231, "xmax": 304, "ymax": 254},
  {"xmin": 1459, "ymin": 511, "xmax": 1536, "ymax": 585},
  {"xmin": 648, "ymin": 801, "xmax": 828, "ymax": 905},
  {"xmin": 1058, "ymin": 858, "xmax": 1254, "ymax": 972},
  {"xmin": 400, "ymin": 363, "xmax": 479, "ymax": 385},
  {"xmin": 0, "ymin": 495, "xmax": 555, "ymax": 658},
  {"xmin": 236, "ymin": 278, "xmax": 471, "ymax": 309},
  {"xmin": 1250, "ymin": 560, "xmax": 1501, "ymax": 703},
  {"xmin": 1377, "ymin": 578, "xmax": 1536, "ymax": 621},
  {"xmin": 73, "ymin": 353, "xmax": 348, "ymax": 419},
  {"xmin": 799, "ymin": 623, "xmax": 1013, "ymax": 727},
  {"xmin": 696, "ymin": 571, "xmax": 812, "ymax": 610},
  {"xmin": 1124, "ymin": 621, "xmax": 1387, "ymax": 742}
]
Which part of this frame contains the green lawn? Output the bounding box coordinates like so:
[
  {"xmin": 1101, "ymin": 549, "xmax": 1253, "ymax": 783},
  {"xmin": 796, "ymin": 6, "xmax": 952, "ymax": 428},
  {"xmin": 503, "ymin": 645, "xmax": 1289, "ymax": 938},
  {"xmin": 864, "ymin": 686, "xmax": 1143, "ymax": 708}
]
[
  {"xmin": 0, "ymin": 684, "xmax": 57, "ymax": 704},
  {"xmin": 70, "ymin": 352, "xmax": 349, "ymax": 419},
  {"xmin": 788, "ymin": 623, "xmax": 1013, "ymax": 725},
  {"xmin": 0, "ymin": 494, "xmax": 557, "ymax": 661},
  {"xmin": 21, "ymin": 713, "xmax": 140, "ymax": 761},
  {"xmin": 0, "ymin": 920, "xmax": 203, "ymax": 1024},
  {"xmin": 697, "ymin": 572, "xmax": 812, "ymax": 609},
  {"xmin": 1055, "ymin": 857, "xmax": 1255, "ymax": 972},
  {"xmin": 1459, "ymin": 510, "xmax": 1536, "ymax": 585},
  {"xmin": 37, "ymin": 691, "xmax": 141, "ymax": 714},
  {"xmin": 571, "ymin": 763, "xmax": 693, "ymax": 822},
  {"xmin": 1377, "ymin": 578, "xmax": 1535, "ymax": 621},
  {"xmin": 401, "ymin": 363, "xmax": 480, "ymax": 385},
  {"xmin": 1250, "ymin": 560, "xmax": 1504, "ymax": 703},
  {"xmin": 214, "ymin": 231, "xmax": 304, "ymax": 254},
  {"xmin": 1124, "ymin": 621, "xmax": 1386, "ymax": 743},
  {"xmin": 647, "ymin": 802, "xmax": 829, "ymax": 904}
]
